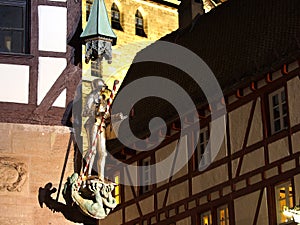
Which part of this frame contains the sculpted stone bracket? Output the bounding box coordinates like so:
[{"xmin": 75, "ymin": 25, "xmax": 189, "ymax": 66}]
[
  {"xmin": 84, "ymin": 39, "xmax": 113, "ymax": 64},
  {"xmin": 0, "ymin": 157, "xmax": 27, "ymax": 192},
  {"xmin": 63, "ymin": 173, "xmax": 117, "ymax": 220}
]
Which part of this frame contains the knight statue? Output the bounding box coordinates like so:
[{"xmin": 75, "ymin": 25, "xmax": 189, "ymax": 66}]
[{"xmin": 82, "ymin": 78, "xmax": 109, "ymax": 180}]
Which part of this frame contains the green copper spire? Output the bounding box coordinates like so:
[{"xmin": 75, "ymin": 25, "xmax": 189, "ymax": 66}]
[{"xmin": 81, "ymin": 0, "xmax": 117, "ymax": 45}]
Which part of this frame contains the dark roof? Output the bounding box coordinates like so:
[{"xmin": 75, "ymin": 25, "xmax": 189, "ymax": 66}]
[
  {"xmin": 148, "ymin": 0, "xmax": 179, "ymax": 8},
  {"xmin": 108, "ymin": 0, "xmax": 300, "ymax": 150}
]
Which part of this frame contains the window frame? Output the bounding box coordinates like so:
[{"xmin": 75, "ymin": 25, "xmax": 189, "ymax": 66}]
[
  {"xmin": 200, "ymin": 210, "xmax": 212, "ymax": 225},
  {"xmin": 0, "ymin": 0, "xmax": 29, "ymax": 54},
  {"xmin": 135, "ymin": 10, "xmax": 147, "ymax": 37},
  {"xmin": 139, "ymin": 156, "xmax": 152, "ymax": 194},
  {"xmin": 194, "ymin": 126, "xmax": 210, "ymax": 170},
  {"xmin": 275, "ymin": 181, "xmax": 294, "ymax": 224},
  {"xmin": 268, "ymin": 87, "xmax": 288, "ymax": 135},
  {"xmin": 113, "ymin": 171, "xmax": 121, "ymax": 204},
  {"xmin": 111, "ymin": 3, "xmax": 123, "ymax": 31},
  {"xmin": 217, "ymin": 205, "xmax": 229, "ymax": 225}
]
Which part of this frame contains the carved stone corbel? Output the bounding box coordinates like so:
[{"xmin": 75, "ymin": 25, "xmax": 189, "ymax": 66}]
[{"xmin": 0, "ymin": 157, "xmax": 27, "ymax": 192}]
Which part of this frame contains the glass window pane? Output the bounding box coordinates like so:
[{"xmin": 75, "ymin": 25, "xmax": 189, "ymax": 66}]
[
  {"xmin": 276, "ymin": 182, "xmax": 293, "ymax": 224},
  {"xmin": 282, "ymin": 103, "xmax": 287, "ymax": 115},
  {"xmin": 274, "ymin": 119, "xmax": 281, "ymax": 132},
  {"xmin": 283, "ymin": 116, "xmax": 288, "ymax": 129},
  {"xmin": 273, "ymin": 107, "xmax": 280, "ymax": 119},
  {"xmin": 281, "ymin": 90, "xmax": 286, "ymax": 102},
  {"xmin": 11, "ymin": 30, "xmax": 23, "ymax": 53},
  {"xmin": 0, "ymin": 30, "xmax": 11, "ymax": 52},
  {"xmin": 272, "ymin": 94, "xmax": 279, "ymax": 106},
  {"xmin": 201, "ymin": 211, "xmax": 212, "ymax": 225},
  {"xmin": 0, "ymin": 5, "xmax": 23, "ymax": 28}
]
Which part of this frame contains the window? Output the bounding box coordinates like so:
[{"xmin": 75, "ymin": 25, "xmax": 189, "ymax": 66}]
[
  {"xmin": 135, "ymin": 10, "xmax": 147, "ymax": 37},
  {"xmin": 275, "ymin": 181, "xmax": 294, "ymax": 224},
  {"xmin": 113, "ymin": 172, "xmax": 121, "ymax": 204},
  {"xmin": 269, "ymin": 87, "xmax": 288, "ymax": 134},
  {"xmin": 111, "ymin": 3, "xmax": 123, "ymax": 31},
  {"xmin": 86, "ymin": 0, "xmax": 92, "ymax": 22},
  {"xmin": 0, "ymin": 0, "xmax": 28, "ymax": 54},
  {"xmin": 217, "ymin": 205, "xmax": 229, "ymax": 225},
  {"xmin": 200, "ymin": 211, "xmax": 212, "ymax": 225},
  {"xmin": 195, "ymin": 127, "xmax": 210, "ymax": 170},
  {"xmin": 140, "ymin": 157, "xmax": 151, "ymax": 194},
  {"xmin": 91, "ymin": 60, "xmax": 102, "ymax": 77}
]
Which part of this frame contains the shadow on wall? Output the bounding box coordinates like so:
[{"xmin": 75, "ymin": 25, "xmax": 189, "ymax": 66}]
[
  {"xmin": 38, "ymin": 182, "xmax": 97, "ymax": 225},
  {"xmin": 38, "ymin": 92, "xmax": 92, "ymax": 224}
]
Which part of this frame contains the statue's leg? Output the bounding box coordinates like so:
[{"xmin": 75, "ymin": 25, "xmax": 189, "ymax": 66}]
[
  {"xmin": 86, "ymin": 123, "xmax": 98, "ymax": 176},
  {"xmin": 97, "ymin": 129, "xmax": 107, "ymax": 180}
]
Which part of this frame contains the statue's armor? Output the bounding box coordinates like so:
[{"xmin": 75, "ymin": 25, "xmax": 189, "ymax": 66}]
[{"xmin": 82, "ymin": 79, "xmax": 109, "ymax": 179}]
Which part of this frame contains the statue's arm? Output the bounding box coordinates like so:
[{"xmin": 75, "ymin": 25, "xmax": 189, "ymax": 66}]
[{"xmin": 82, "ymin": 94, "xmax": 96, "ymax": 117}]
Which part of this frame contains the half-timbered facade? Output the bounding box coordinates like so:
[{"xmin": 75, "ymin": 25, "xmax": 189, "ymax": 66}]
[{"xmin": 102, "ymin": 0, "xmax": 300, "ymax": 224}]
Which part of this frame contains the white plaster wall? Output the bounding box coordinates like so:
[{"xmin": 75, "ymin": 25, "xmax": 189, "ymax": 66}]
[
  {"xmin": 192, "ymin": 164, "xmax": 228, "ymax": 195},
  {"xmin": 229, "ymin": 101, "xmax": 252, "ymax": 153},
  {"xmin": 38, "ymin": 57, "xmax": 67, "ymax": 107},
  {"xmin": 38, "ymin": 6, "xmax": 67, "ymax": 52},
  {"xmin": 0, "ymin": 64, "xmax": 29, "ymax": 103},
  {"xmin": 139, "ymin": 196, "xmax": 154, "ymax": 215},
  {"xmin": 268, "ymin": 138, "xmax": 289, "ymax": 163},
  {"xmin": 177, "ymin": 217, "xmax": 191, "ymax": 225},
  {"xmin": 292, "ymin": 131, "xmax": 300, "ymax": 154},
  {"xmin": 240, "ymin": 147, "xmax": 265, "ymax": 175},
  {"xmin": 287, "ymin": 77, "xmax": 300, "ymax": 127},
  {"xmin": 294, "ymin": 174, "xmax": 300, "ymax": 205},
  {"xmin": 247, "ymin": 98, "xmax": 263, "ymax": 146},
  {"xmin": 53, "ymin": 88, "xmax": 66, "ymax": 107},
  {"xmin": 235, "ymin": 189, "xmax": 269, "ymax": 225},
  {"xmin": 166, "ymin": 181, "xmax": 189, "ymax": 206}
]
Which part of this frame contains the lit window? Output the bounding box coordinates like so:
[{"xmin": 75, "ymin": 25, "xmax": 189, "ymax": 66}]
[
  {"xmin": 200, "ymin": 211, "xmax": 212, "ymax": 225},
  {"xmin": 195, "ymin": 127, "xmax": 210, "ymax": 170},
  {"xmin": 217, "ymin": 205, "xmax": 229, "ymax": 225},
  {"xmin": 111, "ymin": 3, "xmax": 123, "ymax": 31},
  {"xmin": 269, "ymin": 87, "xmax": 288, "ymax": 134},
  {"xmin": 113, "ymin": 172, "xmax": 121, "ymax": 204},
  {"xmin": 0, "ymin": 0, "xmax": 28, "ymax": 54},
  {"xmin": 140, "ymin": 157, "xmax": 151, "ymax": 194},
  {"xmin": 275, "ymin": 181, "xmax": 294, "ymax": 224},
  {"xmin": 135, "ymin": 10, "xmax": 147, "ymax": 37}
]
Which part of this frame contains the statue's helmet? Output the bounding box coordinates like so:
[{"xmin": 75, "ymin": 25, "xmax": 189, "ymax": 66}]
[{"xmin": 91, "ymin": 78, "xmax": 107, "ymax": 91}]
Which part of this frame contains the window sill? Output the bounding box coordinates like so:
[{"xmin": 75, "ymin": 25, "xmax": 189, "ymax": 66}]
[
  {"xmin": 0, "ymin": 52, "xmax": 34, "ymax": 59},
  {"xmin": 0, "ymin": 52, "xmax": 34, "ymax": 65}
]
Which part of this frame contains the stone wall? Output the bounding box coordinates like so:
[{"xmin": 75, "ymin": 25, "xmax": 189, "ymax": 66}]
[
  {"xmin": 0, "ymin": 122, "xmax": 79, "ymax": 225},
  {"xmin": 82, "ymin": 0, "xmax": 179, "ymax": 88}
]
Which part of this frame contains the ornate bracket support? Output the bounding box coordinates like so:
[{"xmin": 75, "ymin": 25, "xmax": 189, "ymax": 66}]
[
  {"xmin": 63, "ymin": 173, "xmax": 117, "ymax": 220},
  {"xmin": 85, "ymin": 39, "xmax": 113, "ymax": 64}
]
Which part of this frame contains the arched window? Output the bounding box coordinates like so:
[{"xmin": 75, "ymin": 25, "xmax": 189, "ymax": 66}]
[
  {"xmin": 111, "ymin": 3, "xmax": 123, "ymax": 31},
  {"xmin": 135, "ymin": 10, "xmax": 146, "ymax": 37},
  {"xmin": 86, "ymin": 0, "xmax": 92, "ymax": 22}
]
